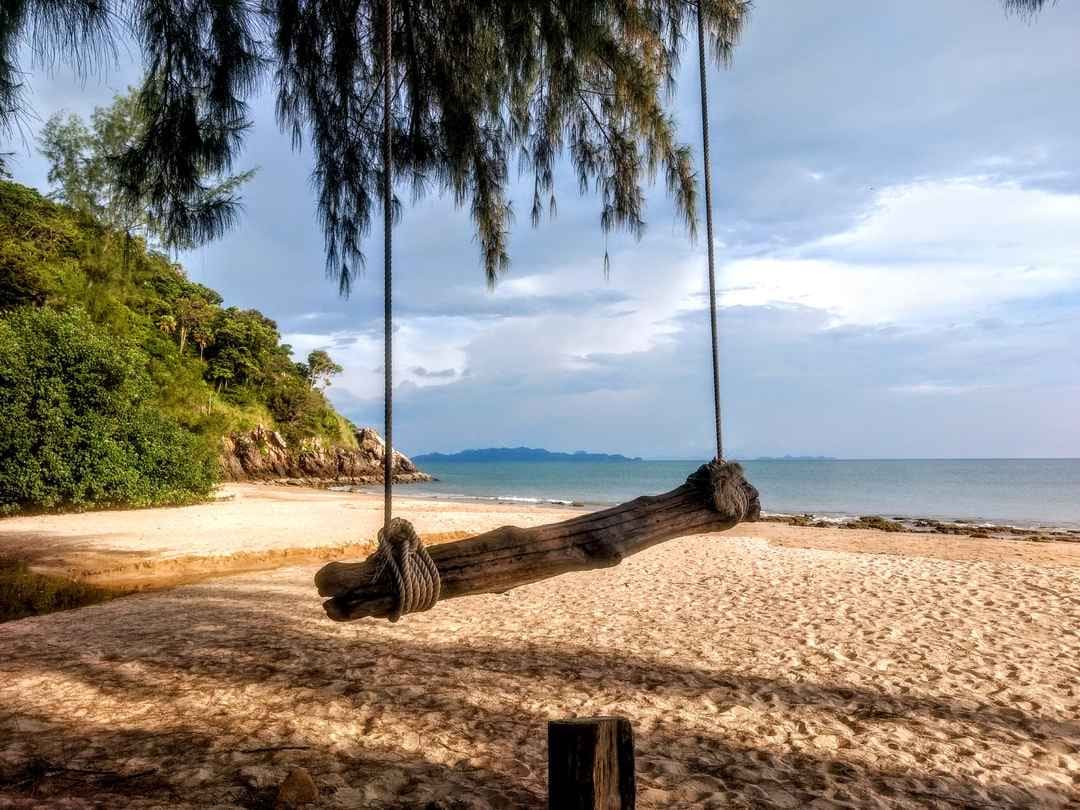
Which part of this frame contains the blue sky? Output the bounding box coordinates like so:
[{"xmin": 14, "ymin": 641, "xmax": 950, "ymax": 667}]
[{"xmin": 8, "ymin": 0, "xmax": 1080, "ymax": 459}]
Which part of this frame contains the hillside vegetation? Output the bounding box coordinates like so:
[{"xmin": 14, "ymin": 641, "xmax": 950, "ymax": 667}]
[{"xmin": 0, "ymin": 181, "xmax": 354, "ymax": 514}]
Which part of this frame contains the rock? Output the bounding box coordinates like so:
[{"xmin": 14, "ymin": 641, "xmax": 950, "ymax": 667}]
[
  {"xmin": 276, "ymin": 767, "xmax": 319, "ymax": 806},
  {"xmin": 220, "ymin": 425, "xmax": 431, "ymax": 486}
]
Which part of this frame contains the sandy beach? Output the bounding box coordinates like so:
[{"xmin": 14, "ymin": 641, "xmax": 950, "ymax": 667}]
[
  {"xmin": 2, "ymin": 485, "xmax": 1079, "ymax": 807},
  {"xmin": 0, "ymin": 485, "xmax": 587, "ymax": 589}
]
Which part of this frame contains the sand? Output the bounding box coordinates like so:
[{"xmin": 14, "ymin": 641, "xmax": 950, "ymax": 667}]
[
  {"xmin": 2, "ymin": 487, "xmax": 1079, "ymax": 808},
  {"xmin": 0, "ymin": 484, "xmax": 585, "ymax": 587}
]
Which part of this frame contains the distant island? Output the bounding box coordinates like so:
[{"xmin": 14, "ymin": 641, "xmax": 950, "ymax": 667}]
[
  {"xmin": 413, "ymin": 447, "xmax": 643, "ymax": 463},
  {"xmin": 751, "ymin": 455, "xmax": 836, "ymax": 461}
]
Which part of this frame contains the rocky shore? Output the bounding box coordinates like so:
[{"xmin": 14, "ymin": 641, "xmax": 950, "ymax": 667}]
[
  {"xmin": 220, "ymin": 425, "xmax": 432, "ymax": 487},
  {"xmin": 762, "ymin": 511, "xmax": 1080, "ymax": 543}
]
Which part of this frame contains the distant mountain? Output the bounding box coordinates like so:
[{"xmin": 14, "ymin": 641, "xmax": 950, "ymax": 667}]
[{"xmin": 413, "ymin": 447, "xmax": 643, "ymax": 463}]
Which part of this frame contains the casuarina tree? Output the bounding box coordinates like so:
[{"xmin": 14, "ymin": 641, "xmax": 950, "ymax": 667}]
[
  {"xmin": 1, "ymin": 0, "xmax": 750, "ymax": 286},
  {"xmin": 38, "ymin": 88, "xmax": 255, "ymax": 251},
  {"xmin": 0, "ymin": 0, "xmax": 1052, "ymax": 283}
]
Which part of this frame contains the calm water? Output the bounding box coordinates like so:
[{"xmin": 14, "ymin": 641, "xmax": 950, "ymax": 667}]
[{"xmin": 398, "ymin": 458, "xmax": 1080, "ymax": 527}]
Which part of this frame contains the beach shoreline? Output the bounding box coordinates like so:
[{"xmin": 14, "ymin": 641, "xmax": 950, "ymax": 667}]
[
  {"xmin": 404, "ymin": 457, "xmax": 1080, "ymax": 530},
  {"xmin": 3, "ymin": 482, "xmax": 1080, "ymax": 595},
  {"xmin": 339, "ymin": 478, "xmax": 1080, "ymax": 533}
]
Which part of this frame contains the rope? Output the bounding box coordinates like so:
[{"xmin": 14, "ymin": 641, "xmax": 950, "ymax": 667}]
[
  {"xmin": 696, "ymin": 0, "xmax": 724, "ymax": 462},
  {"xmin": 373, "ymin": 3, "xmax": 441, "ymax": 621},
  {"xmin": 382, "ymin": 0, "xmax": 393, "ymax": 531},
  {"xmin": 372, "ymin": 518, "xmax": 441, "ymax": 622}
]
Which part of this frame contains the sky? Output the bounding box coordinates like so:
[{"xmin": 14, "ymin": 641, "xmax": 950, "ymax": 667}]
[{"xmin": 8, "ymin": 0, "xmax": 1080, "ymax": 459}]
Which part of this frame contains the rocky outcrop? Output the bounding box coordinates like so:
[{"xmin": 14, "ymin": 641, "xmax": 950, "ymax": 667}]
[{"xmin": 221, "ymin": 425, "xmax": 431, "ymax": 486}]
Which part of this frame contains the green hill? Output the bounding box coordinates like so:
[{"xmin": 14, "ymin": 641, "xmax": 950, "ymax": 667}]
[{"xmin": 0, "ymin": 181, "xmax": 355, "ymax": 514}]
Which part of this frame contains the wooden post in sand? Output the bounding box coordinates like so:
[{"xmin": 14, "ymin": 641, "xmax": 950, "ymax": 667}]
[{"xmin": 548, "ymin": 717, "xmax": 636, "ymax": 809}]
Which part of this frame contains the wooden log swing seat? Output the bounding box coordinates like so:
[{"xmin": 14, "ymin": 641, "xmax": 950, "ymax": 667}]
[{"xmin": 315, "ymin": 460, "xmax": 760, "ymax": 622}]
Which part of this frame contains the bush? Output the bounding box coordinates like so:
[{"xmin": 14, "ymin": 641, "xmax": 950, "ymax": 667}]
[
  {"xmin": 0, "ymin": 307, "xmax": 217, "ymax": 513},
  {"xmin": 0, "ymin": 181, "xmax": 356, "ymax": 514},
  {"xmin": 266, "ymin": 377, "xmax": 345, "ymax": 446}
]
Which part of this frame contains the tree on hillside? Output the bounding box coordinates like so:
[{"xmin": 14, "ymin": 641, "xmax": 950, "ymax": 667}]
[
  {"xmin": 38, "ymin": 88, "xmax": 255, "ymax": 251},
  {"xmin": 191, "ymin": 321, "xmax": 214, "ymax": 361},
  {"xmin": 156, "ymin": 313, "xmax": 176, "ymax": 337},
  {"xmin": 172, "ymin": 294, "xmax": 216, "ymax": 356},
  {"xmin": 304, "ymin": 350, "xmax": 343, "ymax": 390},
  {"xmin": 204, "ymin": 308, "xmax": 281, "ymax": 388}
]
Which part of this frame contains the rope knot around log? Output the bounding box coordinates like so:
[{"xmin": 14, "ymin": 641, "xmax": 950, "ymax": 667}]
[
  {"xmin": 688, "ymin": 460, "xmax": 761, "ymax": 522},
  {"xmin": 371, "ymin": 517, "xmax": 441, "ymax": 622}
]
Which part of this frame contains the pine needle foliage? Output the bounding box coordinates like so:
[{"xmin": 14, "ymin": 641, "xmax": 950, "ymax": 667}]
[
  {"xmin": 0, "ymin": 0, "xmax": 1054, "ymax": 290},
  {"xmin": 0, "ymin": 0, "xmax": 752, "ymax": 291},
  {"xmin": 38, "ymin": 87, "xmax": 256, "ymax": 252}
]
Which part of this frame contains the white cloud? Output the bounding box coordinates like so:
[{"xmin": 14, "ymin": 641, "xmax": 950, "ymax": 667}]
[
  {"xmin": 473, "ymin": 248, "xmax": 706, "ymax": 374},
  {"xmin": 291, "ymin": 177, "xmax": 1080, "ymax": 440},
  {"xmin": 719, "ymin": 179, "xmax": 1080, "ymax": 326},
  {"xmin": 289, "ymin": 235, "xmax": 714, "ymax": 404},
  {"xmin": 285, "ymin": 316, "xmax": 485, "ymax": 400}
]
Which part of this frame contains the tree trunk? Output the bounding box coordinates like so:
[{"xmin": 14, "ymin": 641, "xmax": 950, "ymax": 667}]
[{"xmin": 315, "ymin": 461, "xmax": 759, "ymax": 622}]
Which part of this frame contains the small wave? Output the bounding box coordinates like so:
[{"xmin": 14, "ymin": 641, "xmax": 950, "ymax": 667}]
[{"xmin": 406, "ymin": 491, "xmax": 587, "ymax": 507}]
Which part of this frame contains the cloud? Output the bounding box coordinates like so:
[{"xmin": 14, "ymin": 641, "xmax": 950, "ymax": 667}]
[
  {"xmin": 718, "ymin": 179, "xmax": 1080, "ymax": 326},
  {"xmin": 307, "ymin": 173, "xmax": 1080, "ymax": 458},
  {"xmin": 411, "ymin": 366, "xmax": 457, "ymax": 379}
]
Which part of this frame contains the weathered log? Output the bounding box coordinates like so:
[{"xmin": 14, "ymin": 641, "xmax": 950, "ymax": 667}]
[
  {"xmin": 315, "ymin": 460, "xmax": 759, "ymax": 621},
  {"xmin": 548, "ymin": 717, "xmax": 636, "ymax": 809}
]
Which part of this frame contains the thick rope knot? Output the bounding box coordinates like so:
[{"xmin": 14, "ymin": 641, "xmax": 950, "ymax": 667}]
[{"xmin": 371, "ymin": 517, "xmax": 441, "ymax": 622}]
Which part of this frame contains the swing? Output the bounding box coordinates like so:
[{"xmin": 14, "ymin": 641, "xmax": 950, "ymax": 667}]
[{"xmin": 315, "ymin": 0, "xmax": 759, "ymax": 623}]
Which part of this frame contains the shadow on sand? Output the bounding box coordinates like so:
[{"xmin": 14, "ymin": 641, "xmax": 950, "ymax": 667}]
[{"xmin": 1, "ymin": 573, "xmax": 1077, "ymax": 808}]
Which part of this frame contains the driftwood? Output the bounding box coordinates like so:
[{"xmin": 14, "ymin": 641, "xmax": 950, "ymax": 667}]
[{"xmin": 315, "ymin": 461, "xmax": 760, "ymax": 621}]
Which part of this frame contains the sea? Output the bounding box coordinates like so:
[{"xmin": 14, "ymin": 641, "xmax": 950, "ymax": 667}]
[{"xmin": 397, "ymin": 458, "xmax": 1080, "ymax": 529}]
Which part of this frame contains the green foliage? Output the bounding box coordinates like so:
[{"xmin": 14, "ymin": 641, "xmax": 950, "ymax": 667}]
[
  {"xmin": 303, "ymin": 349, "xmax": 343, "ymax": 390},
  {"xmin": 0, "ymin": 559, "xmax": 119, "ymax": 623},
  {"xmin": 204, "ymin": 307, "xmax": 281, "ymax": 387},
  {"xmin": 0, "ymin": 306, "xmax": 217, "ymax": 512},
  {"xmin": 0, "ymin": 1, "xmax": 755, "ymax": 289},
  {"xmin": 0, "ymin": 180, "xmax": 351, "ymax": 513},
  {"xmin": 37, "ymin": 87, "xmax": 255, "ymax": 251},
  {"xmin": 0, "ymin": 181, "xmax": 82, "ymax": 311}
]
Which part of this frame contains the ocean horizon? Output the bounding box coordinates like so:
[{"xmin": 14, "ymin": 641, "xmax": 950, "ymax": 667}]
[{"xmin": 388, "ymin": 457, "xmax": 1080, "ymax": 528}]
